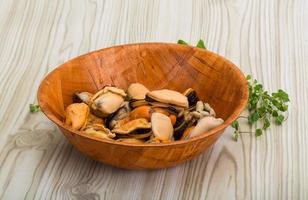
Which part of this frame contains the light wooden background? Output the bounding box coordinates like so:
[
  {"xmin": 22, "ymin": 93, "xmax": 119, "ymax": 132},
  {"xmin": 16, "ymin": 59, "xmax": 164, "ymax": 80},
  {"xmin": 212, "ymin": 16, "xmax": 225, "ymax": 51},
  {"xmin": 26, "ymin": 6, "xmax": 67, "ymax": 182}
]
[{"xmin": 0, "ymin": 0, "xmax": 307, "ymax": 199}]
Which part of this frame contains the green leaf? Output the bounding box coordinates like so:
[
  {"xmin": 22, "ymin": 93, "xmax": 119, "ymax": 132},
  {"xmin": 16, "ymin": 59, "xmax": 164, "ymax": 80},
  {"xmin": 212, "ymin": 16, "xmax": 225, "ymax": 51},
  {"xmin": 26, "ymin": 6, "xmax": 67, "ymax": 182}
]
[
  {"xmin": 272, "ymin": 99, "xmax": 281, "ymax": 109},
  {"xmin": 177, "ymin": 39, "xmax": 188, "ymax": 45},
  {"xmin": 246, "ymin": 75, "xmax": 252, "ymax": 80},
  {"xmin": 281, "ymin": 104, "xmax": 288, "ymax": 112},
  {"xmin": 254, "ymin": 84, "xmax": 263, "ymax": 91},
  {"xmin": 272, "ymin": 110, "xmax": 278, "ymax": 117},
  {"xmin": 231, "ymin": 120, "xmax": 239, "ymax": 130},
  {"xmin": 263, "ymin": 118, "xmax": 270, "ymax": 130},
  {"xmin": 257, "ymin": 106, "xmax": 266, "ymax": 117},
  {"xmin": 29, "ymin": 104, "xmax": 40, "ymax": 113},
  {"xmin": 196, "ymin": 39, "xmax": 206, "ymax": 49},
  {"xmin": 255, "ymin": 129, "xmax": 263, "ymax": 137},
  {"xmin": 275, "ymin": 115, "xmax": 285, "ymax": 125},
  {"xmin": 273, "ymin": 89, "xmax": 290, "ymax": 102},
  {"xmin": 248, "ymin": 112, "xmax": 259, "ymax": 125},
  {"xmin": 233, "ymin": 130, "xmax": 240, "ymax": 141}
]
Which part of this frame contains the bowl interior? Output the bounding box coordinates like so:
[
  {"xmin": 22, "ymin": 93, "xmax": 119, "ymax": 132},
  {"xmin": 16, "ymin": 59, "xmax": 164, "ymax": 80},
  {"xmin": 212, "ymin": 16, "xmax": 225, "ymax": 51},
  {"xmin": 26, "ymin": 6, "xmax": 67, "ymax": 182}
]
[{"xmin": 38, "ymin": 43, "xmax": 248, "ymax": 140}]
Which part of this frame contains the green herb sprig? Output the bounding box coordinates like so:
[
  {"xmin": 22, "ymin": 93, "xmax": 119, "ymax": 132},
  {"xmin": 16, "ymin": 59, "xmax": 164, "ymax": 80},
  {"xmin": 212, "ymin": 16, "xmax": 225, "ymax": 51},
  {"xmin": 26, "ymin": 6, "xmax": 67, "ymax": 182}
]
[
  {"xmin": 231, "ymin": 76, "xmax": 289, "ymax": 141},
  {"xmin": 29, "ymin": 104, "xmax": 40, "ymax": 113},
  {"xmin": 177, "ymin": 39, "xmax": 290, "ymax": 141},
  {"xmin": 178, "ymin": 39, "xmax": 206, "ymax": 49}
]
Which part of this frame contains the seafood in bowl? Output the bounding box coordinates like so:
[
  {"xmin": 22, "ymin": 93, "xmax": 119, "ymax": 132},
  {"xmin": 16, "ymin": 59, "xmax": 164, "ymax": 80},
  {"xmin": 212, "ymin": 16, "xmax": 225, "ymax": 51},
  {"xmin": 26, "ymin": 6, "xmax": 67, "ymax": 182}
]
[
  {"xmin": 37, "ymin": 43, "xmax": 248, "ymax": 169},
  {"xmin": 66, "ymin": 84, "xmax": 224, "ymax": 144}
]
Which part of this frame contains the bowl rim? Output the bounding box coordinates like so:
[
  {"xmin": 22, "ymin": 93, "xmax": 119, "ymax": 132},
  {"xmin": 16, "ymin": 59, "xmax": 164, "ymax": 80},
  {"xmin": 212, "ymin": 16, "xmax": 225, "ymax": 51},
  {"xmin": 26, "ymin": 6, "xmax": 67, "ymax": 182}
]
[{"xmin": 37, "ymin": 42, "xmax": 249, "ymax": 147}]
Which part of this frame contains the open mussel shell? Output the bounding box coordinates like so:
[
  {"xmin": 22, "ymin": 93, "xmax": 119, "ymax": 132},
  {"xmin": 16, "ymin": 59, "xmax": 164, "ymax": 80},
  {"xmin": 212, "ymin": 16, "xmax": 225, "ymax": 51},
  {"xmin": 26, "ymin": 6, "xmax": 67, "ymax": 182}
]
[{"xmin": 183, "ymin": 88, "xmax": 199, "ymax": 108}]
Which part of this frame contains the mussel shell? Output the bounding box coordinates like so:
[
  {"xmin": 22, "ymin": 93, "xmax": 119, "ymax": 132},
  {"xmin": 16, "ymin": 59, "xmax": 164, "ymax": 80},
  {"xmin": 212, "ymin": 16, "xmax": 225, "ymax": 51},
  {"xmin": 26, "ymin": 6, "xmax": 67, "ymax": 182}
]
[
  {"xmin": 128, "ymin": 131, "xmax": 152, "ymax": 139},
  {"xmin": 167, "ymin": 106, "xmax": 178, "ymax": 115},
  {"xmin": 105, "ymin": 102, "xmax": 130, "ymax": 129},
  {"xmin": 72, "ymin": 93, "xmax": 83, "ymax": 103},
  {"xmin": 146, "ymin": 95, "xmax": 186, "ymax": 110},
  {"xmin": 145, "ymin": 95, "xmax": 156, "ymax": 103},
  {"xmin": 129, "ymin": 99, "xmax": 149, "ymax": 108},
  {"xmin": 148, "ymin": 101, "xmax": 169, "ymax": 108},
  {"xmin": 173, "ymin": 116, "xmax": 187, "ymax": 140},
  {"xmin": 115, "ymin": 129, "xmax": 152, "ymax": 139},
  {"xmin": 105, "ymin": 110, "xmax": 118, "ymax": 129},
  {"xmin": 173, "ymin": 115, "xmax": 197, "ymax": 140},
  {"xmin": 183, "ymin": 88, "xmax": 199, "ymax": 107}
]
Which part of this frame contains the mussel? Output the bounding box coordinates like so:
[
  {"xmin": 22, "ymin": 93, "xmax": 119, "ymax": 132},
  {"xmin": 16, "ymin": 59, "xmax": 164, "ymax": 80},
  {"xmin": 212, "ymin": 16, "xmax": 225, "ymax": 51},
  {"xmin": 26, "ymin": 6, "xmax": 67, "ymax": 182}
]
[
  {"xmin": 189, "ymin": 116, "xmax": 224, "ymax": 138},
  {"xmin": 73, "ymin": 92, "xmax": 93, "ymax": 104},
  {"xmin": 146, "ymin": 89, "xmax": 189, "ymax": 108},
  {"xmin": 183, "ymin": 88, "xmax": 199, "ymax": 108},
  {"xmin": 91, "ymin": 86, "xmax": 126, "ymax": 117},
  {"xmin": 65, "ymin": 103, "xmax": 89, "ymax": 130},
  {"xmin": 112, "ymin": 118, "xmax": 151, "ymax": 134},
  {"xmin": 151, "ymin": 112, "xmax": 173, "ymax": 142},
  {"xmin": 65, "ymin": 83, "xmax": 222, "ymax": 143},
  {"xmin": 127, "ymin": 83, "xmax": 149, "ymax": 100},
  {"xmin": 204, "ymin": 103, "xmax": 216, "ymax": 117},
  {"xmin": 106, "ymin": 102, "xmax": 131, "ymax": 129},
  {"xmin": 84, "ymin": 125, "xmax": 115, "ymax": 140},
  {"xmin": 129, "ymin": 99, "xmax": 149, "ymax": 108}
]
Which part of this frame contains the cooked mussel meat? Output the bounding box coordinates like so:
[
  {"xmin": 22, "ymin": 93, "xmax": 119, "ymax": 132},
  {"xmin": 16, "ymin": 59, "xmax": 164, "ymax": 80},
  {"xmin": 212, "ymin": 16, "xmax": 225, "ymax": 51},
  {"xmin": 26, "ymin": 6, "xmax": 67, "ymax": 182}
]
[
  {"xmin": 189, "ymin": 116, "xmax": 224, "ymax": 138},
  {"xmin": 65, "ymin": 83, "xmax": 223, "ymax": 143},
  {"xmin": 91, "ymin": 86, "xmax": 126, "ymax": 117},
  {"xmin": 127, "ymin": 83, "xmax": 150, "ymax": 100},
  {"xmin": 112, "ymin": 118, "xmax": 151, "ymax": 134},
  {"xmin": 65, "ymin": 103, "xmax": 89, "ymax": 130},
  {"xmin": 151, "ymin": 112, "xmax": 173, "ymax": 142},
  {"xmin": 146, "ymin": 89, "xmax": 189, "ymax": 108}
]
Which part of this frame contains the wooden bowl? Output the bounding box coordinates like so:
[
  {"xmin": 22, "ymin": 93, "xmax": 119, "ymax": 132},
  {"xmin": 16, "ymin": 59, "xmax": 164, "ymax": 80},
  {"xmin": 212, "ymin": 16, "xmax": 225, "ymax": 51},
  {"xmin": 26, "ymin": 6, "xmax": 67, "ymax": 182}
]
[{"xmin": 38, "ymin": 43, "xmax": 248, "ymax": 169}]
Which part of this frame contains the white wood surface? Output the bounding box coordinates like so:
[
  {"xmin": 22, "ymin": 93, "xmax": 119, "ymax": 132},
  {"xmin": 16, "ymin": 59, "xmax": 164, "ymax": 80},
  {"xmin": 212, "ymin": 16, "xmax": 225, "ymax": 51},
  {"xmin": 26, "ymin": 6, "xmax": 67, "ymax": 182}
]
[{"xmin": 0, "ymin": 0, "xmax": 307, "ymax": 199}]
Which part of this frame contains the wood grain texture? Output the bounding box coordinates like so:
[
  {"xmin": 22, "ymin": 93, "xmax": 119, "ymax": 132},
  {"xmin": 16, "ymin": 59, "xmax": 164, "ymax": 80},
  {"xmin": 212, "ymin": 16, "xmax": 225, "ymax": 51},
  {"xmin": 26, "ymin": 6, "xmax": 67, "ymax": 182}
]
[{"xmin": 0, "ymin": 0, "xmax": 307, "ymax": 199}]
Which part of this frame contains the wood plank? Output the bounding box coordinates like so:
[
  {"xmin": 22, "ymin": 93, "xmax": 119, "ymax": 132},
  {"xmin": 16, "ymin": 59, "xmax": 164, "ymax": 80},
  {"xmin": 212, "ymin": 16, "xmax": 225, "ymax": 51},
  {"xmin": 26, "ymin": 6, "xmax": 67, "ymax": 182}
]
[{"xmin": 0, "ymin": 0, "xmax": 307, "ymax": 199}]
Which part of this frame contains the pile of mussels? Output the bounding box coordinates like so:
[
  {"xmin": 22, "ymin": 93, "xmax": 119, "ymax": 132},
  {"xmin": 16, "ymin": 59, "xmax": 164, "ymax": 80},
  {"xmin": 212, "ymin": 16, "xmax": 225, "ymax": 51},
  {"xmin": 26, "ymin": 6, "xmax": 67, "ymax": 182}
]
[{"xmin": 64, "ymin": 83, "xmax": 224, "ymax": 144}]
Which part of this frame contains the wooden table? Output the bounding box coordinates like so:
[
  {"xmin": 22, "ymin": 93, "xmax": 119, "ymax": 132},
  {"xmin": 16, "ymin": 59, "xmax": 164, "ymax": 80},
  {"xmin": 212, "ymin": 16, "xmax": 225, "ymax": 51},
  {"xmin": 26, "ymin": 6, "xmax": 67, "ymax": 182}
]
[{"xmin": 0, "ymin": 0, "xmax": 307, "ymax": 199}]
